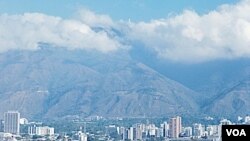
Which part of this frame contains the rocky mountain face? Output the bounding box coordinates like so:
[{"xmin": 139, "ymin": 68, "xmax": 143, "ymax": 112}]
[
  {"xmin": 1, "ymin": 43, "xmax": 250, "ymax": 120},
  {"xmin": 203, "ymin": 78, "xmax": 250, "ymax": 119},
  {"xmin": 131, "ymin": 46, "xmax": 250, "ymax": 119},
  {"xmin": 0, "ymin": 45, "xmax": 199, "ymax": 120}
]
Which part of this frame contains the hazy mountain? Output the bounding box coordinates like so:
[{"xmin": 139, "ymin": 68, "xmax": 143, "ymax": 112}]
[
  {"xmin": 129, "ymin": 45, "xmax": 250, "ymax": 119},
  {"xmin": 203, "ymin": 77, "xmax": 250, "ymax": 119},
  {"xmin": 2, "ymin": 42, "xmax": 250, "ymax": 120},
  {"xmin": 130, "ymin": 45, "xmax": 250, "ymax": 105},
  {"xmin": 0, "ymin": 44, "xmax": 199, "ymax": 120}
]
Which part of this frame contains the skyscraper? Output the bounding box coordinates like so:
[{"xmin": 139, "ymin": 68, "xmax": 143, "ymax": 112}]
[
  {"xmin": 4, "ymin": 111, "xmax": 20, "ymax": 135},
  {"xmin": 135, "ymin": 124, "xmax": 143, "ymax": 140},
  {"xmin": 169, "ymin": 116, "xmax": 182, "ymax": 138},
  {"xmin": 0, "ymin": 119, "xmax": 4, "ymax": 132},
  {"xmin": 162, "ymin": 122, "xmax": 169, "ymax": 137},
  {"xmin": 128, "ymin": 127, "xmax": 134, "ymax": 140}
]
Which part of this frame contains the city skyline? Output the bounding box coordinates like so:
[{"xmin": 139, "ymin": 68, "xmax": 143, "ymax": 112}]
[{"xmin": 1, "ymin": 110, "xmax": 250, "ymax": 140}]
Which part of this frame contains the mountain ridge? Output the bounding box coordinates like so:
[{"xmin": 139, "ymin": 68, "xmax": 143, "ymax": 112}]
[{"xmin": 0, "ymin": 45, "xmax": 200, "ymax": 120}]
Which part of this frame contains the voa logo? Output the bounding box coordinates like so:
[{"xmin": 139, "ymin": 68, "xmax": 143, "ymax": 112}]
[{"xmin": 226, "ymin": 129, "xmax": 246, "ymax": 136}]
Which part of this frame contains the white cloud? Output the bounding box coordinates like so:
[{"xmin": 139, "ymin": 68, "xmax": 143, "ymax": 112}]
[
  {"xmin": 0, "ymin": 12, "xmax": 124, "ymax": 53},
  {"xmin": 127, "ymin": 0, "xmax": 250, "ymax": 63},
  {"xmin": 1, "ymin": 0, "xmax": 250, "ymax": 63},
  {"xmin": 77, "ymin": 9, "xmax": 115, "ymax": 28}
]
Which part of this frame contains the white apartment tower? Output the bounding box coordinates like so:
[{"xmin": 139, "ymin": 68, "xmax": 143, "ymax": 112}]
[
  {"xmin": 4, "ymin": 111, "xmax": 20, "ymax": 135},
  {"xmin": 169, "ymin": 116, "xmax": 182, "ymax": 138},
  {"xmin": 128, "ymin": 127, "xmax": 134, "ymax": 140}
]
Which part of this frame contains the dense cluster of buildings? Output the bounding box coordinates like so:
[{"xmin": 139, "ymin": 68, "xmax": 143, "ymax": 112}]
[
  {"xmin": 105, "ymin": 116, "xmax": 250, "ymax": 141},
  {"xmin": 105, "ymin": 116, "xmax": 220, "ymax": 141},
  {"xmin": 1, "ymin": 110, "xmax": 250, "ymax": 141},
  {"xmin": 0, "ymin": 111, "xmax": 88, "ymax": 141},
  {"xmin": 114, "ymin": 116, "xmax": 183, "ymax": 140},
  {"xmin": 28, "ymin": 125, "xmax": 55, "ymax": 136},
  {"xmin": 0, "ymin": 111, "xmax": 55, "ymax": 140}
]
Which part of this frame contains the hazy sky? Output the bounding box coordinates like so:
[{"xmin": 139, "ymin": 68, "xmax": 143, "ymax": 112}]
[{"xmin": 2, "ymin": 0, "xmax": 250, "ymax": 63}]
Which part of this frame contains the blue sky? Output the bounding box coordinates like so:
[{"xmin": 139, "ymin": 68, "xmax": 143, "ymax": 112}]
[{"xmin": 0, "ymin": 0, "xmax": 239, "ymax": 21}]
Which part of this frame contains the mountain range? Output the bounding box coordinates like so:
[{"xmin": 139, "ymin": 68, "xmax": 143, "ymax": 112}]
[{"xmin": 0, "ymin": 43, "xmax": 250, "ymax": 120}]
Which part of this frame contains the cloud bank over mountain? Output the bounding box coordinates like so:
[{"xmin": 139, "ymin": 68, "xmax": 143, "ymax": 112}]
[
  {"xmin": 1, "ymin": 0, "xmax": 250, "ymax": 63},
  {"xmin": 0, "ymin": 12, "xmax": 124, "ymax": 53},
  {"xmin": 128, "ymin": 0, "xmax": 250, "ymax": 63}
]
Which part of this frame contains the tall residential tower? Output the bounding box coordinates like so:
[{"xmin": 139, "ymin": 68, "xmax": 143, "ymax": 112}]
[
  {"xmin": 4, "ymin": 111, "xmax": 20, "ymax": 135},
  {"xmin": 169, "ymin": 116, "xmax": 182, "ymax": 138}
]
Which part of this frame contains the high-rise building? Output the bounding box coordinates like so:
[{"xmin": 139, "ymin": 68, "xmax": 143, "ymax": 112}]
[
  {"xmin": 28, "ymin": 125, "xmax": 37, "ymax": 135},
  {"xmin": 162, "ymin": 122, "xmax": 169, "ymax": 137},
  {"xmin": 4, "ymin": 111, "xmax": 20, "ymax": 135},
  {"xmin": 193, "ymin": 123, "xmax": 203, "ymax": 137},
  {"xmin": 156, "ymin": 127, "xmax": 163, "ymax": 137},
  {"xmin": 128, "ymin": 127, "xmax": 134, "ymax": 140},
  {"xmin": 0, "ymin": 119, "xmax": 4, "ymax": 132},
  {"xmin": 206, "ymin": 125, "xmax": 219, "ymax": 136},
  {"xmin": 135, "ymin": 124, "xmax": 143, "ymax": 140},
  {"xmin": 123, "ymin": 128, "xmax": 129, "ymax": 140},
  {"xmin": 169, "ymin": 116, "xmax": 182, "ymax": 138},
  {"xmin": 78, "ymin": 132, "xmax": 87, "ymax": 141},
  {"xmin": 78, "ymin": 127, "xmax": 87, "ymax": 141}
]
